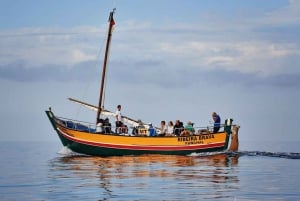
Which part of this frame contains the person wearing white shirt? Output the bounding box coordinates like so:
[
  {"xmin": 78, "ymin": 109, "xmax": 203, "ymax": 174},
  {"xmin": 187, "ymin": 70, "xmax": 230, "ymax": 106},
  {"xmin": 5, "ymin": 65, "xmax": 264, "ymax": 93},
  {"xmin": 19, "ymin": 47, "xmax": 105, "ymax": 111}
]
[
  {"xmin": 115, "ymin": 105, "xmax": 122, "ymax": 133},
  {"xmin": 166, "ymin": 121, "xmax": 174, "ymax": 136},
  {"xmin": 159, "ymin": 120, "xmax": 167, "ymax": 136}
]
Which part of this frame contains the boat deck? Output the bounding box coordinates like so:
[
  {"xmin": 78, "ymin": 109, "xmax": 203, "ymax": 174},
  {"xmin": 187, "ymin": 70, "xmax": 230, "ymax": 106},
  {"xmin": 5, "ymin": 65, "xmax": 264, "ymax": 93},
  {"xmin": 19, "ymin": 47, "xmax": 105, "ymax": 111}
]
[{"xmin": 55, "ymin": 116, "xmax": 225, "ymax": 137}]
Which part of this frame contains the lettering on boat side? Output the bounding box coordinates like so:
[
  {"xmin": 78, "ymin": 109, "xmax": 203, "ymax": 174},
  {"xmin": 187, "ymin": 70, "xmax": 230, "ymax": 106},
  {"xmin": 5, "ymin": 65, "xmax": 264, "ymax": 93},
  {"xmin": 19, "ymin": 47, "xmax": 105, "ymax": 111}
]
[
  {"xmin": 138, "ymin": 129, "xmax": 148, "ymax": 135},
  {"xmin": 178, "ymin": 134, "xmax": 215, "ymax": 145}
]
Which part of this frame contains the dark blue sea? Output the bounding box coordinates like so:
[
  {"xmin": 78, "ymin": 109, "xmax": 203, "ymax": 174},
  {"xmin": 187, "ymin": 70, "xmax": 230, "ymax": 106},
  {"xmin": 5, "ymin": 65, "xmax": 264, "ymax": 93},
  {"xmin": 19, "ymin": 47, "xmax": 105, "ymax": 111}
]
[{"xmin": 1, "ymin": 141, "xmax": 300, "ymax": 201}]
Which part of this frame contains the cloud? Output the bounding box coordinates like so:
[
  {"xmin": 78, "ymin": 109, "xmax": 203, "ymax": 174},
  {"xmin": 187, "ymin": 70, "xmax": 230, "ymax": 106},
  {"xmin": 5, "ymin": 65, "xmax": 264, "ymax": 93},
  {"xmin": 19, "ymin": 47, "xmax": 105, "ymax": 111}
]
[
  {"xmin": 0, "ymin": 26, "xmax": 101, "ymax": 66},
  {"xmin": 0, "ymin": 60, "xmax": 99, "ymax": 82},
  {"xmin": 1, "ymin": 2, "xmax": 300, "ymax": 89},
  {"xmin": 261, "ymin": 0, "xmax": 300, "ymax": 25},
  {"xmin": 4, "ymin": 57, "xmax": 300, "ymax": 90},
  {"xmin": 250, "ymin": 0, "xmax": 300, "ymax": 44}
]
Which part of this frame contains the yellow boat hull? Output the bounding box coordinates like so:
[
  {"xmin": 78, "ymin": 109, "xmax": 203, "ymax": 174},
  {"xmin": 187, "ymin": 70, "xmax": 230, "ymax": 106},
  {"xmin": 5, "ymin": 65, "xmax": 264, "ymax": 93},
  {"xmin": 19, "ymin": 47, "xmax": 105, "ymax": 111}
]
[{"xmin": 46, "ymin": 110, "xmax": 235, "ymax": 156}]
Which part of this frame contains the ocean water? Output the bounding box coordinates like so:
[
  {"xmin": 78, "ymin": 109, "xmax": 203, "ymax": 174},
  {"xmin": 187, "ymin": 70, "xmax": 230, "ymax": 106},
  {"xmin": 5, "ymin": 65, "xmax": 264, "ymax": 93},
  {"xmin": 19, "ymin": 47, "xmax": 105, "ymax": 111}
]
[{"xmin": 0, "ymin": 141, "xmax": 300, "ymax": 201}]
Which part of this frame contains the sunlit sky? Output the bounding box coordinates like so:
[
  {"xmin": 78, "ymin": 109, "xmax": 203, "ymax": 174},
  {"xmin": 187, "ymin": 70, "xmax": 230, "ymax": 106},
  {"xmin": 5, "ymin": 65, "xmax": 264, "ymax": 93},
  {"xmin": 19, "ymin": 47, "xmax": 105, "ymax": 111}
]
[{"xmin": 1, "ymin": 0, "xmax": 300, "ymax": 144}]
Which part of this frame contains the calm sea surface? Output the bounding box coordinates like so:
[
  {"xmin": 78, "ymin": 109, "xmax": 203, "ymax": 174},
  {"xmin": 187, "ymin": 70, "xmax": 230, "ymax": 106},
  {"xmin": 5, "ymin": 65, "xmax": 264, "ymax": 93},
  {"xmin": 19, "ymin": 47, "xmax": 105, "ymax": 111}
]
[{"xmin": 1, "ymin": 141, "xmax": 300, "ymax": 201}]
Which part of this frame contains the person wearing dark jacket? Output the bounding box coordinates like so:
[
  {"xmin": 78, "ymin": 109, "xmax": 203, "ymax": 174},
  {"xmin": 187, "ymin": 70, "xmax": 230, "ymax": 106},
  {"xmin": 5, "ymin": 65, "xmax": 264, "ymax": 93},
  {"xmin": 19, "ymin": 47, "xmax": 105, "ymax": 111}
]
[
  {"xmin": 212, "ymin": 112, "xmax": 221, "ymax": 133},
  {"xmin": 173, "ymin": 120, "xmax": 184, "ymax": 136}
]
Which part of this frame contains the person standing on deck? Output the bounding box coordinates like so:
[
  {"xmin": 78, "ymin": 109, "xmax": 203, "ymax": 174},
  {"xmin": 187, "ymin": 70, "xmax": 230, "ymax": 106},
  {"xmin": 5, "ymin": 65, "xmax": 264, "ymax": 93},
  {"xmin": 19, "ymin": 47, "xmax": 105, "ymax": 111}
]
[
  {"xmin": 212, "ymin": 112, "xmax": 221, "ymax": 133},
  {"xmin": 115, "ymin": 105, "xmax": 123, "ymax": 133}
]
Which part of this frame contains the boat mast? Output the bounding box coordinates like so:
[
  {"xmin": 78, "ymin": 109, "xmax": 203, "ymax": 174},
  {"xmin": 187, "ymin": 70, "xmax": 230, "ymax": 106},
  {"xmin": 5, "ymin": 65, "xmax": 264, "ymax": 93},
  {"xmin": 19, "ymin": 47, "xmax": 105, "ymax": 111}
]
[{"xmin": 96, "ymin": 8, "xmax": 116, "ymax": 122}]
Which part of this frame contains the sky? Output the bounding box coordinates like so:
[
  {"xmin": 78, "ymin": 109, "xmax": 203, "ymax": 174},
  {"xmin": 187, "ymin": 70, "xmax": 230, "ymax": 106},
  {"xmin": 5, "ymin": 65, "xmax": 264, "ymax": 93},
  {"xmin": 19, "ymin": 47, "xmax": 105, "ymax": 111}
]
[{"xmin": 1, "ymin": 0, "xmax": 300, "ymax": 146}]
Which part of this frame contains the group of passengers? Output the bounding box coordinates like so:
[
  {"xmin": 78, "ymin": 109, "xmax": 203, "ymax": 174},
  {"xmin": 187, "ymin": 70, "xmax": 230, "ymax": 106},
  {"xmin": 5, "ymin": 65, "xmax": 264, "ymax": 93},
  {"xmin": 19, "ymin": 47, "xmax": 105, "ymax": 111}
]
[
  {"xmin": 96, "ymin": 104, "xmax": 221, "ymax": 136},
  {"xmin": 158, "ymin": 112, "xmax": 221, "ymax": 136},
  {"xmin": 159, "ymin": 120, "xmax": 195, "ymax": 137},
  {"xmin": 131, "ymin": 119, "xmax": 204, "ymax": 137}
]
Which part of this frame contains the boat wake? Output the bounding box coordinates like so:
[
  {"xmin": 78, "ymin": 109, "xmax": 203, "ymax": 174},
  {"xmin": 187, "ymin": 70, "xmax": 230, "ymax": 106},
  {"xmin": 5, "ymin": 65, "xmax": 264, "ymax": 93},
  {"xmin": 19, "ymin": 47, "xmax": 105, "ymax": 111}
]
[
  {"xmin": 56, "ymin": 146, "xmax": 300, "ymax": 159},
  {"xmin": 238, "ymin": 151, "xmax": 300, "ymax": 159},
  {"xmin": 190, "ymin": 150, "xmax": 300, "ymax": 159},
  {"xmin": 57, "ymin": 146, "xmax": 83, "ymax": 156}
]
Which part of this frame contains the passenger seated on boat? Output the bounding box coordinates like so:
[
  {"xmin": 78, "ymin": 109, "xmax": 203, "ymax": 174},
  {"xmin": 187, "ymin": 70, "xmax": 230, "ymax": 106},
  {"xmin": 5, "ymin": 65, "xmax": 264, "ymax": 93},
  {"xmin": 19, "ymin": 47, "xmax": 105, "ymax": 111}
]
[
  {"xmin": 180, "ymin": 121, "xmax": 195, "ymax": 136},
  {"xmin": 184, "ymin": 121, "xmax": 195, "ymax": 135},
  {"xmin": 158, "ymin": 120, "xmax": 167, "ymax": 136},
  {"xmin": 148, "ymin": 123, "xmax": 157, "ymax": 137},
  {"xmin": 96, "ymin": 118, "xmax": 104, "ymax": 133},
  {"xmin": 103, "ymin": 118, "xmax": 112, "ymax": 133},
  {"xmin": 165, "ymin": 121, "xmax": 174, "ymax": 136},
  {"xmin": 117, "ymin": 124, "xmax": 128, "ymax": 134},
  {"xmin": 180, "ymin": 129, "xmax": 190, "ymax": 136},
  {"xmin": 173, "ymin": 120, "xmax": 184, "ymax": 136}
]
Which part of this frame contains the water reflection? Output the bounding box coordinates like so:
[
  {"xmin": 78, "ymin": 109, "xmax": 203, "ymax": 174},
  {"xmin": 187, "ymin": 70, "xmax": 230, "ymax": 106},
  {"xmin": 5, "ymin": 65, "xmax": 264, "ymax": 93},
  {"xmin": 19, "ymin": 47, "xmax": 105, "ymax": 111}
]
[
  {"xmin": 48, "ymin": 153, "xmax": 239, "ymax": 200},
  {"xmin": 51, "ymin": 154, "xmax": 239, "ymax": 180}
]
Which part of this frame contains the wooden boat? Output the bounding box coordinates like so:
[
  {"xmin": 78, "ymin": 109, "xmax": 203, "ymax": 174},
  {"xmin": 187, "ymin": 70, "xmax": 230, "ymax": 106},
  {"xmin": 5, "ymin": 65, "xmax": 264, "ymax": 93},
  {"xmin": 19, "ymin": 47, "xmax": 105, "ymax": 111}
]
[{"xmin": 45, "ymin": 9, "xmax": 240, "ymax": 156}]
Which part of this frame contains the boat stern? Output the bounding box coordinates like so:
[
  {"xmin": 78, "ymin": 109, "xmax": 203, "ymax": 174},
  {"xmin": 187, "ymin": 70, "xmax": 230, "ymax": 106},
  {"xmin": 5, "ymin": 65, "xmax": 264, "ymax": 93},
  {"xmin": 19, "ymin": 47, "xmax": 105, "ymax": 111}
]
[{"xmin": 228, "ymin": 125, "xmax": 240, "ymax": 152}]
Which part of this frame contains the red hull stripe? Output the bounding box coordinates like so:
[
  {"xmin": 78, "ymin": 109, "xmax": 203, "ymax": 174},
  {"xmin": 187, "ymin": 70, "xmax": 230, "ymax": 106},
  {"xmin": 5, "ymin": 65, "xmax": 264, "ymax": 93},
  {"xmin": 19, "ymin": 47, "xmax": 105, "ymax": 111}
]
[{"xmin": 58, "ymin": 128, "xmax": 225, "ymax": 151}]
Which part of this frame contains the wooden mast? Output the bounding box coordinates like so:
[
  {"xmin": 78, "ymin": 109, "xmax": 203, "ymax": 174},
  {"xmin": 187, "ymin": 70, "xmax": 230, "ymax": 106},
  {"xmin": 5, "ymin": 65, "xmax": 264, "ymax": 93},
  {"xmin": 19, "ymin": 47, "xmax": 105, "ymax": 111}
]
[{"xmin": 96, "ymin": 8, "xmax": 116, "ymax": 122}]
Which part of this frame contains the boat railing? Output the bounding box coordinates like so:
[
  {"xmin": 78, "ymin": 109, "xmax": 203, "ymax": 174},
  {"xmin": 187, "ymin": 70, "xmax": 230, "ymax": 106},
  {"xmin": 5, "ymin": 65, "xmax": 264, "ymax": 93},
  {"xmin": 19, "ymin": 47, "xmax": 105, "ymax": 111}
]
[
  {"xmin": 172, "ymin": 125, "xmax": 226, "ymax": 135},
  {"xmin": 55, "ymin": 116, "xmax": 96, "ymax": 133},
  {"xmin": 55, "ymin": 115, "xmax": 230, "ymax": 135},
  {"xmin": 55, "ymin": 116, "xmax": 124, "ymax": 134}
]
